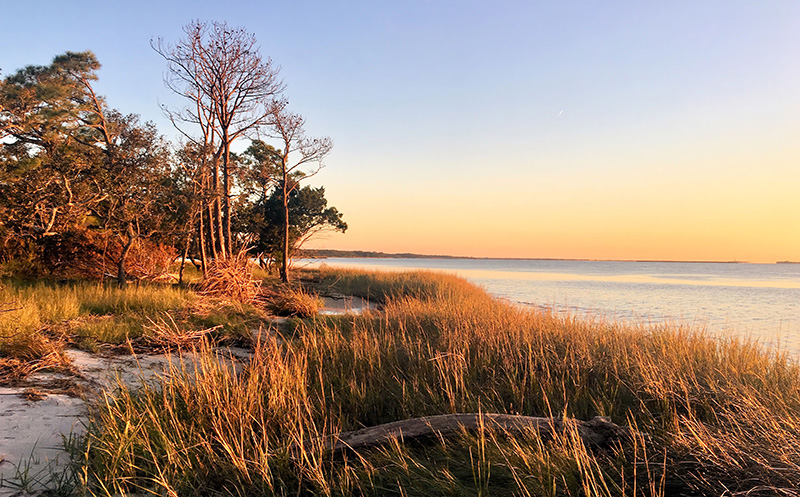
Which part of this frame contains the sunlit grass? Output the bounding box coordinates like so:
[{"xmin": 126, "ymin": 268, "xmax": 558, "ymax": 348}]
[
  {"xmin": 72, "ymin": 268, "xmax": 800, "ymax": 496},
  {"xmin": 0, "ymin": 280, "xmax": 194, "ymax": 377}
]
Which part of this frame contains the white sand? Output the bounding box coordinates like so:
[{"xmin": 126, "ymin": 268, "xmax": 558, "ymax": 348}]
[{"xmin": 0, "ymin": 350, "xmax": 196, "ymax": 495}]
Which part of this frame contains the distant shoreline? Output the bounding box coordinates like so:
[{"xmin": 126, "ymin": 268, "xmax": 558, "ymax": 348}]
[{"xmin": 300, "ymin": 249, "xmax": 767, "ymax": 264}]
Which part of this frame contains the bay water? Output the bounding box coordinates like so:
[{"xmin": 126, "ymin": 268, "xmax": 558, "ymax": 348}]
[{"xmin": 303, "ymin": 258, "xmax": 800, "ymax": 357}]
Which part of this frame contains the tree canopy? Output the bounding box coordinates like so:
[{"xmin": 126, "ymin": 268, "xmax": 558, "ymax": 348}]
[{"xmin": 0, "ymin": 31, "xmax": 345, "ymax": 283}]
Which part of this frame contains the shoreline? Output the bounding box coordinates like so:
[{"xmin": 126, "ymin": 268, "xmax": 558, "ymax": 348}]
[
  {"xmin": 2, "ymin": 269, "xmax": 800, "ymax": 494},
  {"xmin": 301, "ymin": 249, "xmax": 772, "ymax": 264}
]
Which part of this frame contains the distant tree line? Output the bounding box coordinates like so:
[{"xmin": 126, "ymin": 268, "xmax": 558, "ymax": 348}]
[
  {"xmin": 0, "ymin": 21, "xmax": 345, "ymax": 285},
  {"xmin": 300, "ymin": 249, "xmax": 459, "ymax": 259}
]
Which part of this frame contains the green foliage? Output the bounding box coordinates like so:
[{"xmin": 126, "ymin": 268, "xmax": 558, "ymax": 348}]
[
  {"xmin": 0, "ymin": 53, "xmax": 184, "ymax": 282},
  {"xmin": 0, "ymin": 52, "xmax": 106, "ymax": 250},
  {"xmin": 239, "ymin": 182, "xmax": 347, "ymax": 266},
  {"xmin": 2, "ymin": 52, "xmax": 339, "ymax": 284}
]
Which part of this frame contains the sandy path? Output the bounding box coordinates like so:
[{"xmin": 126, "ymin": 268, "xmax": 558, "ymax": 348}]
[
  {"xmin": 0, "ymin": 350, "xmax": 194, "ymax": 495},
  {"xmin": 0, "ymin": 388, "xmax": 84, "ymax": 495}
]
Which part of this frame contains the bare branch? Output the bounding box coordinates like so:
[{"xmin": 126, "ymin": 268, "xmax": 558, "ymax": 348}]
[{"xmin": 153, "ymin": 20, "xmax": 285, "ymax": 258}]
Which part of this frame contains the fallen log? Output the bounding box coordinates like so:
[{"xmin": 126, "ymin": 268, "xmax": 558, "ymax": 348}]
[{"xmin": 327, "ymin": 414, "xmax": 631, "ymax": 453}]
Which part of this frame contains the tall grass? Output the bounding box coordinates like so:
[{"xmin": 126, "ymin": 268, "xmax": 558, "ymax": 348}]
[
  {"xmin": 306, "ymin": 267, "xmax": 469, "ymax": 304},
  {"xmin": 1, "ymin": 280, "xmax": 190, "ymax": 323},
  {"xmin": 74, "ymin": 269, "xmax": 800, "ymax": 495},
  {"xmin": 0, "ymin": 280, "xmax": 192, "ymax": 373}
]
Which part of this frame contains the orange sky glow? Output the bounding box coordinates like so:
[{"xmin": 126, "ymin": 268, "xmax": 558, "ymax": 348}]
[{"xmin": 3, "ymin": 2, "xmax": 797, "ymax": 263}]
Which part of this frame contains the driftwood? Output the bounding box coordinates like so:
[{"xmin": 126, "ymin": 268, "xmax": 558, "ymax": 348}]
[{"xmin": 327, "ymin": 414, "xmax": 631, "ymax": 453}]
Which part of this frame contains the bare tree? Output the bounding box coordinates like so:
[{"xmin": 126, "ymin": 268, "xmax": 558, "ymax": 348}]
[
  {"xmin": 152, "ymin": 20, "xmax": 284, "ymax": 262},
  {"xmin": 262, "ymin": 108, "xmax": 332, "ymax": 283}
]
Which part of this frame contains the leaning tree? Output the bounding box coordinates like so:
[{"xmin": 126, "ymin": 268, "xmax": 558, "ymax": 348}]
[{"xmin": 0, "ymin": 52, "xmax": 108, "ymax": 250}]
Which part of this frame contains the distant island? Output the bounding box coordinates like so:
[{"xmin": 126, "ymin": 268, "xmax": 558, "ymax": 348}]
[
  {"xmin": 299, "ymin": 249, "xmax": 465, "ymax": 259},
  {"xmin": 299, "ymin": 249, "xmax": 754, "ymax": 264}
]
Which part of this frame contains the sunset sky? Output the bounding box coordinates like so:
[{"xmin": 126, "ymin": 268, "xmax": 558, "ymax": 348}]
[{"xmin": 2, "ymin": 1, "xmax": 798, "ymax": 262}]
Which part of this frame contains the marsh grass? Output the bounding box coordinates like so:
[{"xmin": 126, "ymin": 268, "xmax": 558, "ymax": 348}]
[
  {"xmin": 304, "ymin": 267, "xmax": 465, "ymax": 304},
  {"xmin": 0, "ymin": 280, "xmax": 195, "ymax": 380},
  {"xmin": 269, "ymin": 286, "xmax": 322, "ymax": 317},
  {"xmin": 70, "ymin": 268, "xmax": 800, "ymax": 496}
]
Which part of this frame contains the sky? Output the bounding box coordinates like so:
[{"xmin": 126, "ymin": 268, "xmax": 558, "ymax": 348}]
[{"xmin": 1, "ymin": 1, "xmax": 799, "ymax": 262}]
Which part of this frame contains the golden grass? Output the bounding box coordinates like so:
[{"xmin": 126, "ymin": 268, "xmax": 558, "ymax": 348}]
[
  {"xmin": 269, "ymin": 287, "xmax": 322, "ymax": 317},
  {"xmin": 69, "ymin": 269, "xmax": 800, "ymax": 496},
  {"xmin": 199, "ymin": 252, "xmax": 262, "ymax": 304},
  {"xmin": 0, "ymin": 280, "xmax": 194, "ymax": 382},
  {"xmin": 138, "ymin": 315, "xmax": 220, "ymax": 351}
]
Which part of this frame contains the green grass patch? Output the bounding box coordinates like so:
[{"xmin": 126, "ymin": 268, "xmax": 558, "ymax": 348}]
[{"xmin": 76, "ymin": 284, "xmax": 191, "ymax": 316}]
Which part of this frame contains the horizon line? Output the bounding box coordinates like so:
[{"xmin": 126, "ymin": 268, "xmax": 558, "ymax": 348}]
[{"xmin": 301, "ymin": 249, "xmax": 799, "ymax": 265}]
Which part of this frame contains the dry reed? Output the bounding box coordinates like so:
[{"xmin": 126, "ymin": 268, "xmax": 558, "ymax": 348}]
[
  {"xmin": 199, "ymin": 253, "xmax": 261, "ymax": 304},
  {"xmin": 269, "ymin": 287, "xmax": 321, "ymax": 317},
  {"xmin": 70, "ymin": 269, "xmax": 800, "ymax": 496},
  {"xmin": 136, "ymin": 314, "xmax": 221, "ymax": 351}
]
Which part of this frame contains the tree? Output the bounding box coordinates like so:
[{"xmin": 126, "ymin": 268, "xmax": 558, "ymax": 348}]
[
  {"xmin": 238, "ymin": 139, "xmax": 280, "ymax": 204},
  {"xmin": 92, "ymin": 112, "xmax": 176, "ymax": 286},
  {"xmin": 0, "ymin": 52, "xmax": 181, "ymax": 283},
  {"xmin": 0, "ymin": 52, "xmax": 109, "ymax": 260},
  {"xmin": 263, "ymin": 108, "xmax": 333, "ymax": 282},
  {"xmin": 152, "ymin": 20, "xmax": 284, "ymax": 263},
  {"xmin": 239, "ymin": 184, "xmax": 346, "ymax": 271}
]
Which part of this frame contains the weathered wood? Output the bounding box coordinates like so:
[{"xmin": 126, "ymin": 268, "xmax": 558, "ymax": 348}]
[{"xmin": 329, "ymin": 414, "xmax": 630, "ymax": 452}]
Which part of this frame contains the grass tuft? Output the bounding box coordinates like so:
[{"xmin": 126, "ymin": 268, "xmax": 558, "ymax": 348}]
[
  {"xmin": 269, "ymin": 287, "xmax": 321, "ymax": 318},
  {"xmin": 199, "ymin": 252, "xmax": 261, "ymax": 304}
]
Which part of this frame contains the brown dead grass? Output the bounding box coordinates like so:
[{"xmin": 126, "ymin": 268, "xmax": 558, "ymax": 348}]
[
  {"xmin": 0, "ymin": 333, "xmax": 72, "ymax": 384},
  {"xmin": 269, "ymin": 287, "xmax": 321, "ymax": 317},
  {"xmin": 199, "ymin": 253, "xmax": 262, "ymax": 304},
  {"xmin": 136, "ymin": 314, "xmax": 220, "ymax": 351}
]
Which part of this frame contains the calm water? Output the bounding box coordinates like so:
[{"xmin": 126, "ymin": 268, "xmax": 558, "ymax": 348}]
[{"xmin": 303, "ymin": 258, "xmax": 800, "ymax": 356}]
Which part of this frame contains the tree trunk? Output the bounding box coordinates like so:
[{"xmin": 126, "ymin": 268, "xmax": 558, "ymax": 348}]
[
  {"xmin": 198, "ymin": 214, "xmax": 208, "ymax": 275},
  {"xmin": 117, "ymin": 229, "xmax": 136, "ymax": 288},
  {"xmin": 280, "ymin": 180, "xmax": 290, "ymax": 283},
  {"xmin": 178, "ymin": 231, "xmax": 192, "ymax": 286},
  {"xmin": 322, "ymin": 414, "xmax": 631, "ymax": 453},
  {"xmin": 222, "ymin": 132, "xmax": 232, "ymax": 257},
  {"xmin": 215, "ymin": 196, "xmax": 226, "ymax": 259},
  {"xmin": 210, "ymin": 155, "xmax": 225, "ymax": 260},
  {"xmin": 206, "ymin": 203, "xmax": 218, "ymax": 261}
]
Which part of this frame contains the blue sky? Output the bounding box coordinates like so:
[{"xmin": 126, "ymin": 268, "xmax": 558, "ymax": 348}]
[{"xmin": 2, "ymin": 1, "xmax": 799, "ymax": 261}]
